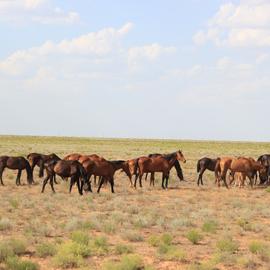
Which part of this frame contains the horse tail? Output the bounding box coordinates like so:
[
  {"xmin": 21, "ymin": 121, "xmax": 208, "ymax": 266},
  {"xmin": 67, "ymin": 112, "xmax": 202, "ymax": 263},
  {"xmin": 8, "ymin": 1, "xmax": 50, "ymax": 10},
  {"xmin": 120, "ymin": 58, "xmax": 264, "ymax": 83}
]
[
  {"xmin": 196, "ymin": 160, "xmax": 201, "ymax": 173},
  {"xmin": 134, "ymin": 159, "xmax": 139, "ymax": 176},
  {"xmin": 25, "ymin": 160, "xmax": 33, "ymax": 184}
]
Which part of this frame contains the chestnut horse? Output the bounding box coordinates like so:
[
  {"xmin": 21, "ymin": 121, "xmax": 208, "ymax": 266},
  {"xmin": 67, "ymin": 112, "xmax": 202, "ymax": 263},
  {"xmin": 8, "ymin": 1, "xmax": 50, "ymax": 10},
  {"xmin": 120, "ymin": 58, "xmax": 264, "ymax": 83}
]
[
  {"xmin": 134, "ymin": 150, "xmax": 186, "ymax": 189},
  {"xmin": 0, "ymin": 156, "xmax": 33, "ymax": 185},
  {"xmin": 144, "ymin": 153, "xmax": 184, "ymax": 186},
  {"xmin": 125, "ymin": 158, "xmax": 139, "ymax": 187},
  {"xmin": 216, "ymin": 157, "xmax": 266, "ymax": 188},
  {"xmin": 82, "ymin": 159, "xmax": 130, "ymax": 193},
  {"xmin": 27, "ymin": 153, "xmax": 61, "ymax": 182},
  {"xmin": 63, "ymin": 153, "xmax": 82, "ymax": 161},
  {"xmin": 196, "ymin": 157, "xmax": 219, "ymax": 186},
  {"xmin": 42, "ymin": 160, "xmax": 87, "ymax": 195}
]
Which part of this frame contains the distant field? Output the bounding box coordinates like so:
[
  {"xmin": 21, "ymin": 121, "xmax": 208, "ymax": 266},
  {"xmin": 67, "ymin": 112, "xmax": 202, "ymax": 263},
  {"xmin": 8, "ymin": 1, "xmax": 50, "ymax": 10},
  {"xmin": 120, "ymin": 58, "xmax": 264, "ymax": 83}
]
[{"xmin": 0, "ymin": 135, "xmax": 270, "ymax": 270}]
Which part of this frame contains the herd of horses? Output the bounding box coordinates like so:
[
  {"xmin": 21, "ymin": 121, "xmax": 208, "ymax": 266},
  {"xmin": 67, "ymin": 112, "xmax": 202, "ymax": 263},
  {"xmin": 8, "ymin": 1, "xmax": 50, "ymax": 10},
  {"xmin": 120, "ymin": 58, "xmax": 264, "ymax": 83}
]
[{"xmin": 0, "ymin": 151, "xmax": 269, "ymax": 195}]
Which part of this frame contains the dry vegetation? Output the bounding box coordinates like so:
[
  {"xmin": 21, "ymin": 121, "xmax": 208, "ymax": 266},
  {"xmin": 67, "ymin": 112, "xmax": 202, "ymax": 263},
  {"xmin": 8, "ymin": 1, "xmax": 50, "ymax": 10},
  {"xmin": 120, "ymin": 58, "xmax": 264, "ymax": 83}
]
[{"xmin": 0, "ymin": 135, "xmax": 270, "ymax": 270}]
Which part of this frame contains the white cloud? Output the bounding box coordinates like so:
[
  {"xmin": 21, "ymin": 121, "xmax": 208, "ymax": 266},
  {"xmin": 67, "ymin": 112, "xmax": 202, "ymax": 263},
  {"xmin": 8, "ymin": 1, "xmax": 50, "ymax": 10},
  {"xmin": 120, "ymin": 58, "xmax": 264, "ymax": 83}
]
[
  {"xmin": 0, "ymin": 0, "xmax": 79, "ymax": 24},
  {"xmin": 193, "ymin": 1, "xmax": 270, "ymax": 47}
]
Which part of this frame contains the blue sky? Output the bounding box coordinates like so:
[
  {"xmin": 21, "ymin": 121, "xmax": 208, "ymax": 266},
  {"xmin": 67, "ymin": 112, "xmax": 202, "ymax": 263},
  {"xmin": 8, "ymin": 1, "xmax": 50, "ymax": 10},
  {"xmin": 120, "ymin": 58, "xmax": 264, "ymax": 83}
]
[{"xmin": 0, "ymin": 0, "xmax": 270, "ymax": 141}]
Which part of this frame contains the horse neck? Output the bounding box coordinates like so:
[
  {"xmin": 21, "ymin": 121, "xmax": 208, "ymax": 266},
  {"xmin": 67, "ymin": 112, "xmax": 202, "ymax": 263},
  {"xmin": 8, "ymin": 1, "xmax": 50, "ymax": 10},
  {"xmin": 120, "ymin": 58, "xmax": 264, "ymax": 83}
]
[
  {"xmin": 165, "ymin": 152, "xmax": 177, "ymax": 169},
  {"xmin": 111, "ymin": 161, "xmax": 125, "ymax": 172}
]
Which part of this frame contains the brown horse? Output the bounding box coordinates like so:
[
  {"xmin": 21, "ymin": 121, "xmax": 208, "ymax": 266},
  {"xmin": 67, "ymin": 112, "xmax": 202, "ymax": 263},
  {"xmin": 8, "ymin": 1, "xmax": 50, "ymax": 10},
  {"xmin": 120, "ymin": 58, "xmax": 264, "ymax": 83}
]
[
  {"xmin": 216, "ymin": 157, "xmax": 266, "ymax": 188},
  {"xmin": 196, "ymin": 157, "xmax": 220, "ymax": 186},
  {"xmin": 0, "ymin": 156, "xmax": 33, "ymax": 185},
  {"xmin": 27, "ymin": 153, "xmax": 61, "ymax": 180},
  {"xmin": 63, "ymin": 153, "xmax": 82, "ymax": 161},
  {"xmin": 135, "ymin": 150, "xmax": 186, "ymax": 189},
  {"xmin": 125, "ymin": 158, "xmax": 139, "ymax": 187},
  {"xmin": 42, "ymin": 160, "xmax": 87, "ymax": 195},
  {"xmin": 144, "ymin": 153, "xmax": 184, "ymax": 186},
  {"xmin": 82, "ymin": 159, "xmax": 130, "ymax": 193}
]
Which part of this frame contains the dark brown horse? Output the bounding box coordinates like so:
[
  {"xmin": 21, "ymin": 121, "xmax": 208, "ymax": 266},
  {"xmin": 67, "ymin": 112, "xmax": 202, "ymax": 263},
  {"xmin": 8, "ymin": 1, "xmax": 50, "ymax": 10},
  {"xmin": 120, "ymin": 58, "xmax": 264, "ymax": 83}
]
[
  {"xmin": 257, "ymin": 154, "xmax": 270, "ymax": 184},
  {"xmin": 82, "ymin": 159, "xmax": 130, "ymax": 193},
  {"xmin": 144, "ymin": 153, "xmax": 184, "ymax": 185},
  {"xmin": 135, "ymin": 150, "xmax": 186, "ymax": 189},
  {"xmin": 0, "ymin": 156, "xmax": 33, "ymax": 185},
  {"xmin": 196, "ymin": 157, "xmax": 219, "ymax": 186},
  {"xmin": 42, "ymin": 160, "xmax": 87, "ymax": 195},
  {"xmin": 27, "ymin": 153, "xmax": 61, "ymax": 181}
]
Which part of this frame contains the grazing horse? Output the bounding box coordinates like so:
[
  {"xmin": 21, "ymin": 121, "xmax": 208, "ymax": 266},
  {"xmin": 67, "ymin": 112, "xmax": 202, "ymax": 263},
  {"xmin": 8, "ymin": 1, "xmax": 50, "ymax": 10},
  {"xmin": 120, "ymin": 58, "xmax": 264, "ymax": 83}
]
[
  {"xmin": 125, "ymin": 158, "xmax": 139, "ymax": 187},
  {"xmin": 0, "ymin": 156, "xmax": 33, "ymax": 185},
  {"xmin": 135, "ymin": 150, "xmax": 186, "ymax": 189},
  {"xmin": 216, "ymin": 157, "xmax": 266, "ymax": 188},
  {"xmin": 144, "ymin": 153, "xmax": 184, "ymax": 185},
  {"xmin": 27, "ymin": 153, "xmax": 61, "ymax": 180},
  {"xmin": 257, "ymin": 154, "xmax": 270, "ymax": 184},
  {"xmin": 196, "ymin": 157, "xmax": 219, "ymax": 186},
  {"xmin": 82, "ymin": 159, "xmax": 130, "ymax": 193},
  {"xmin": 42, "ymin": 160, "xmax": 87, "ymax": 195}
]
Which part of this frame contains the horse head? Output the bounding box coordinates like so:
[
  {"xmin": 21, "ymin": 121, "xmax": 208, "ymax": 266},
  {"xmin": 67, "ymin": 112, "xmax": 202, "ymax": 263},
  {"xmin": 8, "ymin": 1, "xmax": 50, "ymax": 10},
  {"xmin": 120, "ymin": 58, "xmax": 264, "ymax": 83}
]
[{"xmin": 177, "ymin": 149, "xmax": 186, "ymax": 163}]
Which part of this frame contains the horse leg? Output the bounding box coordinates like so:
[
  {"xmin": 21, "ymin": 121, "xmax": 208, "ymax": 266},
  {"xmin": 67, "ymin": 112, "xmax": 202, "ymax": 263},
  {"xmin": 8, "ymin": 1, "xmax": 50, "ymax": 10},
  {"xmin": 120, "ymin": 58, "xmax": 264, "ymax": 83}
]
[
  {"xmin": 53, "ymin": 173, "xmax": 58, "ymax": 184},
  {"xmin": 49, "ymin": 175, "xmax": 56, "ymax": 193},
  {"xmin": 0, "ymin": 166, "xmax": 5, "ymax": 185},
  {"xmin": 165, "ymin": 172, "xmax": 169, "ymax": 189},
  {"xmin": 109, "ymin": 177, "xmax": 115, "ymax": 193},
  {"xmin": 161, "ymin": 174, "xmax": 165, "ymax": 189},
  {"xmin": 97, "ymin": 177, "xmax": 105, "ymax": 193},
  {"xmin": 16, "ymin": 169, "xmax": 22, "ymax": 186},
  {"xmin": 197, "ymin": 168, "xmax": 206, "ymax": 186},
  {"xmin": 94, "ymin": 175, "xmax": 97, "ymax": 186},
  {"xmin": 139, "ymin": 174, "xmax": 143, "ymax": 188},
  {"xmin": 145, "ymin": 173, "xmax": 148, "ymax": 181},
  {"xmin": 150, "ymin": 172, "xmax": 154, "ymax": 186},
  {"xmin": 69, "ymin": 176, "xmax": 75, "ymax": 193},
  {"xmin": 41, "ymin": 175, "xmax": 50, "ymax": 193},
  {"xmin": 76, "ymin": 177, "xmax": 83, "ymax": 195}
]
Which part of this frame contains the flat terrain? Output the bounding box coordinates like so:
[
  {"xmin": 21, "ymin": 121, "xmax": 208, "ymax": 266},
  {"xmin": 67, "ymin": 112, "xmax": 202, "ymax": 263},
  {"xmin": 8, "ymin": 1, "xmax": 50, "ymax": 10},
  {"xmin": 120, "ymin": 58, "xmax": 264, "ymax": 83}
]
[{"xmin": 0, "ymin": 136, "xmax": 270, "ymax": 270}]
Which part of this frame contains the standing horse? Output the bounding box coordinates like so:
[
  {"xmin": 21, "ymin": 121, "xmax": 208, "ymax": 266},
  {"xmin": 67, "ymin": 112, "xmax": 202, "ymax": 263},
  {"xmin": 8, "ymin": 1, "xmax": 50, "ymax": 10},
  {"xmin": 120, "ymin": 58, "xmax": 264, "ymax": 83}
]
[
  {"xmin": 42, "ymin": 160, "xmax": 87, "ymax": 195},
  {"xmin": 144, "ymin": 153, "xmax": 184, "ymax": 185},
  {"xmin": 135, "ymin": 150, "xmax": 186, "ymax": 189},
  {"xmin": 27, "ymin": 153, "xmax": 61, "ymax": 181},
  {"xmin": 196, "ymin": 157, "xmax": 219, "ymax": 186},
  {"xmin": 82, "ymin": 159, "xmax": 130, "ymax": 193},
  {"xmin": 257, "ymin": 154, "xmax": 270, "ymax": 184},
  {"xmin": 0, "ymin": 156, "xmax": 33, "ymax": 185},
  {"xmin": 125, "ymin": 158, "xmax": 139, "ymax": 187},
  {"xmin": 216, "ymin": 157, "xmax": 266, "ymax": 188}
]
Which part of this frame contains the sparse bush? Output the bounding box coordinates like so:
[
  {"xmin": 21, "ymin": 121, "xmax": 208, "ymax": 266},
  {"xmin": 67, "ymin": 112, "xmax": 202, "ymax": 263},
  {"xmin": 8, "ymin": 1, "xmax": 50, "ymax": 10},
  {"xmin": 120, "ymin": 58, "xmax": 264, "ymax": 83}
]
[
  {"xmin": 0, "ymin": 217, "xmax": 12, "ymax": 231},
  {"xmin": 216, "ymin": 238, "xmax": 238, "ymax": 253},
  {"xmin": 9, "ymin": 199, "xmax": 19, "ymax": 209},
  {"xmin": 121, "ymin": 231, "xmax": 144, "ymax": 242},
  {"xmin": 0, "ymin": 243, "xmax": 14, "ymax": 262},
  {"xmin": 89, "ymin": 236, "xmax": 109, "ymax": 255},
  {"xmin": 70, "ymin": 231, "xmax": 89, "ymax": 245},
  {"xmin": 147, "ymin": 235, "xmax": 160, "ymax": 247},
  {"xmin": 103, "ymin": 254, "xmax": 144, "ymax": 270},
  {"xmin": 249, "ymin": 240, "xmax": 270, "ymax": 262},
  {"xmin": 36, "ymin": 243, "xmax": 57, "ymax": 258},
  {"xmin": 5, "ymin": 256, "xmax": 39, "ymax": 270},
  {"xmin": 161, "ymin": 233, "xmax": 173, "ymax": 245},
  {"xmin": 202, "ymin": 220, "xmax": 218, "ymax": 233},
  {"xmin": 53, "ymin": 241, "xmax": 90, "ymax": 268},
  {"xmin": 7, "ymin": 239, "xmax": 27, "ymax": 255},
  {"xmin": 115, "ymin": 244, "xmax": 133, "ymax": 255},
  {"xmin": 186, "ymin": 230, "xmax": 203, "ymax": 245}
]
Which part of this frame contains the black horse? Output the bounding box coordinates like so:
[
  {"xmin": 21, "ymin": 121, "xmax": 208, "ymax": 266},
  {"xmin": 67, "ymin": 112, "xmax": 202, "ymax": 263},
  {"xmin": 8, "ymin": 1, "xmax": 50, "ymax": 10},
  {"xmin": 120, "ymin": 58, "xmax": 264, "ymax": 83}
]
[
  {"xmin": 27, "ymin": 153, "xmax": 61, "ymax": 183},
  {"xmin": 197, "ymin": 157, "xmax": 219, "ymax": 186},
  {"xmin": 257, "ymin": 154, "xmax": 270, "ymax": 184},
  {"xmin": 144, "ymin": 153, "xmax": 184, "ymax": 185},
  {"xmin": 42, "ymin": 160, "xmax": 87, "ymax": 195}
]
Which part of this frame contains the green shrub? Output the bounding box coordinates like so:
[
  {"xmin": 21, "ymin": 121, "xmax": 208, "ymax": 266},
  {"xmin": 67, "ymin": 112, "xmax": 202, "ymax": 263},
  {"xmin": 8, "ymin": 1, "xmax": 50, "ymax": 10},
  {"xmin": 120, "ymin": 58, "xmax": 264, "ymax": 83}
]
[
  {"xmin": 89, "ymin": 236, "xmax": 109, "ymax": 255},
  {"xmin": 122, "ymin": 231, "xmax": 144, "ymax": 242},
  {"xmin": 70, "ymin": 231, "xmax": 89, "ymax": 245},
  {"xmin": 265, "ymin": 187, "xmax": 270, "ymax": 193},
  {"xmin": 103, "ymin": 254, "xmax": 144, "ymax": 270},
  {"xmin": 0, "ymin": 243, "xmax": 14, "ymax": 263},
  {"xmin": 53, "ymin": 241, "xmax": 90, "ymax": 268},
  {"xmin": 237, "ymin": 219, "xmax": 252, "ymax": 231},
  {"xmin": 7, "ymin": 239, "xmax": 27, "ymax": 255},
  {"xmin": 249, "ymin": 240, "xmax": 270, "ymax": 262},
  {"xmin": 147, "ymin": 235, "xmax": 160, "ymax": 247},
  {"xmin": 202, "ymin": 220, "xmax": 218, "ymax": 233},
  {"xmin": 115, "ymin": 244, "xmax": 133, "ymax": 255},
  {"xmin": 186, "ymin": 230, "xmax": 203, "ymax": 245},
  {"xmin": 36, "ymin": 243, "xmax": 57, "ymax": 258},
  {"xmin": 9, "ymin": 199, "xmax": 19, "ymax": 209},
  {"xmin": 216, "ymin": 238, "xmax": 238, "ymax": 253},
  {"xmin": 5, "ymin": 256, "xmax": 39, "ymax": 270},
  {"xmin": 0, "ymin": 218, "xmax": 12, "ymax": 231},
  {"xmin": 161, "ymin": 233, "xmax": 173, "ymax": 245}
]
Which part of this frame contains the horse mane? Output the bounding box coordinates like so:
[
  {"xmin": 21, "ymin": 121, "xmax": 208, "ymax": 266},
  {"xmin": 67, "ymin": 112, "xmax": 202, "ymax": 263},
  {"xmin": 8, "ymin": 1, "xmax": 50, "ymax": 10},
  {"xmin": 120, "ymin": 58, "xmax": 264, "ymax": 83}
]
[
  {"xmin": 110, "ymin": 160, "xmax": 125, "ymax": 165},
  {"xmin": 163, "ymin": 152, "xmax": 177, "ymax": 161}
]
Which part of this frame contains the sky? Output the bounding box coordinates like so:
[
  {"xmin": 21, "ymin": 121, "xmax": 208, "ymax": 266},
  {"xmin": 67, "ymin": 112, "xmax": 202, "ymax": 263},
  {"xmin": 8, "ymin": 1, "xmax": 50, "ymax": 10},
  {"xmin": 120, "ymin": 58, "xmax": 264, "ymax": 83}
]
[{"xmin": 0, "ymin": 0, "xmax": 270, "ymax": 141}]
